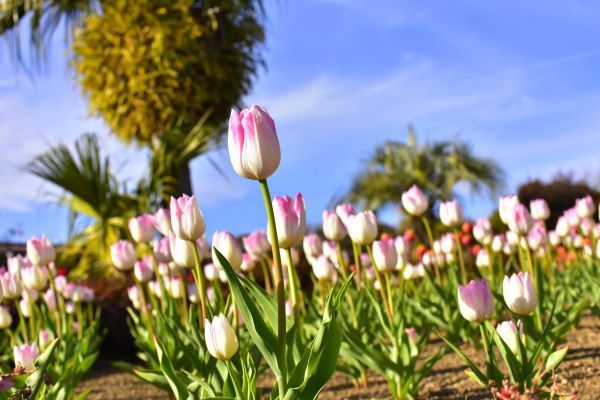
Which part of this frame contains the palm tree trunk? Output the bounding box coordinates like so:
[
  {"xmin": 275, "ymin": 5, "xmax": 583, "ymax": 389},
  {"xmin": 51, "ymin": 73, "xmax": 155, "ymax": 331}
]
[{"xmin": 175, "ymin": 162, "xmax": 193, "ymax": 197}]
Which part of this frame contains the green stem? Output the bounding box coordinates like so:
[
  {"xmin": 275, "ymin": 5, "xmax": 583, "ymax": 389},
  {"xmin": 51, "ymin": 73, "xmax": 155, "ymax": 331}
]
[
  {"xmin": 15, "ymin": 299, "xmax": 29, "ymax": 343},
  {"xmin": 259, "ymin": 179, "xmax": 287, "ymax": 396},
  {"xmin": 352, "ymin": 242, "xmax": 362, "ymax": 286},
  {"xmin": 421, "ymin": 216, "xmax": 435, "ymax": 247},
  {"xmin": 192, "ymin": 243, "xmax": 211, "ymax": 326},
  {"xmin": 454, "ymin": 230, "xmax": 467, "ymax": 284},
  {"xmin": 285, "ymin": 249, "xmax": 300, "ymax": 325},
  {"xmin": 260, "ymin": 258, "xmax": 273, "ymax": 293},
  {"xmin": 47, "ymin": 268, "xmax": 63, "ymax": 337},
  {"xmin": 366, "ymin": 246, "xmax": 394, "ymax": 326}
]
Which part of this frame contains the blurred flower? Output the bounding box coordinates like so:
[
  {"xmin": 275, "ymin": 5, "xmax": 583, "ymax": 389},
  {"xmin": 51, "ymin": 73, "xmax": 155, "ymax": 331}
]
[
  {"xmin": 499, "ymin": 195, "xmax": 519, "ymax": 225},
  {"xmin": 242, "ymin": 230, "xmax": 270, "ymax": 261},
  {"xmin": 204, "ymin": 263, "xmax": 220, "ymax": 282},
  {"xmin": 576, "ymin": 195, "xmax": 596, "ymax": 218},
  {"xmin": 269, "ymin": 193, "xmax": 306, "ymax": 249},
  {"xmin": 170, "ymin": 194, "xmax": 205, "ymax": 241},
  {"xmin": 303, "ymin": 233, "xmax": 323, "ymax": 260},
  {"xmin": 1, "ymin": 272, "xmax": 21, "ymax": 299},
  {"xmin": 26, "ymin": 236, "xmax": 55, "ymax": 267},
  {"xmin": 14, "ymin": 344, "xmax": 38, "ymax": 372},
  {"xmin": 153, "ymin": 237, "xmax": 172, "ymax": 263},
  {"xmin": 169, "ymin": 233, "xmax": 203, "ymax": 268},
  {"xmin": 127, "ymin": 286, "xmax": 141, "ymax": 308},
  {"xmin": 457, "ymin": 278, "xmax": 494, "ymax": 323},
  {"xmin": 134, "ymin": 257, "xmax": 154, "ymax": 283},
  {"xmin": 405, "ymin": 327, "xmax": 417, "ymax": 342},
  {"xmin": 503, "ymin": 272, "xmax": 537, "ymax": 315},
  {"xmin": 43, "ymin": 289, "xmax": 56, "ymax": 311},
  {"xmin": 372, "ymin": 238, "xmax": 398, "ymax": 272},
  {"xmin": 205, "ymin": 314, "xmax": 239, "ymax": 360},
  {"xmin": 152, "ymin": 208, "xmax": 172, "ymax": 236},
  {"xmin": 228, "ymin": 105, "xmax": 280, "ymax": 180},
  {"xmin": 7, "ymin": 255, "xmax": 30, "ymax": 275},
  {"xmin": 401, "ymin": 185, "xmax": 428, "ymax": 216},
  {"xmin": 555, "ymin": 216, "xmax": 569, "ymax": 237},
  {"xmin": 312, "ymin": 255, "xmax": 335, "ymax": 282},
  {"xmin": 110, "ymin": 241, "xmax": 136, "ymax": 271},
  {"xmin": 473, "ymin": 218, "xmax": 493, "ymax": 245},
  {"xmin": 440, "ymin": 232, "xmax": 456, "ymax": 254},
  {"xmin": 212, "ymin": 231, "xmax": 243, "ymax": 270},
  {"xmin": 346, "ymin": 210, "xmax": 378, "ymax": 245},
  {"xmin": 128, "ymin": 214, "xmax": 155, "ymax": 243},
  {"xmin": 527, "ymin": 227, "xmax": 546, "ymax": 251},
  {"xmin": 564, "ymin": 208, "xmax": 580, "ymax": 227},
  {"xmin": 403, "ymin": 263, "xmax": 425, "ymax": 280},
  {"xmin": 476, "ymin": 249, "xmax": 490, "ymax": 268},
  {"xmin": 322, "ymin": 210, "xmax": 347, "ymax": 242},
  {"xmin": 39, "ymin": 330, "xmax": 52, "ymax": 350},
  {"xmin": 0, "ymin": 306, "xmax": 12, "ymax": 329},
  {"xmin": 530, "ymin": 199, "xmax": 550, "ymax": 221},
  {"xmin": 335, "ymin": 204, "xmax": 355, "ymax": 226},
  {"xmin": 440, "ymin": 200, "xmax": 462, "ymax": 227},
  {"xmin": 21, "ymin": 266, "xmax": 48, "ymax": 291},
  {"xmin": 240, "ymin": 253, "xmax": 256, "ymax": 272},
  {"xmin": 507, "ymin": 204, "xmax": 532, "ymax": 235},
  {"xmin": 491, "ymin": 234, "xmax": 505, "ymax": 253}
]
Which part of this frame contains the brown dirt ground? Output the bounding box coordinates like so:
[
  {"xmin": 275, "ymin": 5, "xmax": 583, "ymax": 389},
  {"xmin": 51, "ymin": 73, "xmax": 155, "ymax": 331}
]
[{"xmin": 79, "ymin": 316, "xmax": 599, "ymax": 399}]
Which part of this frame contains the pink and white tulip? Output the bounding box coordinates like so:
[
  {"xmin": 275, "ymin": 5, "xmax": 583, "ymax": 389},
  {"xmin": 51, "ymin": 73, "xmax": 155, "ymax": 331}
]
[
  {"xmin": 170, "ymin": 194, "xmax": 205, "ymax": 241},
  {"xmin": 346, "ymin": 210, "xmax": 378, "ymax": 245},
  {"xmin": 530, "ymin": 199, "xmax": 550, "ymax": 221},
  {"xmin": 269, "ymin": 193, "xmax": 306, "ymax": 249},
  {"xmin": 401, "ymin": 185, "xmax": 428, "ymax": 216},
  {"xmin": 134, "ymin": 257, "xmax": 154, "ymax": 282},
  {"xmin": 205, "ymin": 314, "xmax": 239, "ymax": 360},
  {"xmin": 457, "ymin": 278, "xmax": 494, "ymax": 323},
  {"xmin": 440, "ymin": 200, "xmax": 462, "ymax": 227},
  {"xmin": 26, "ymin": 236, "xmax": 55, "ymax": 267},
  {"xmin": 322, "ymin": 210, "xmax": 347, "ymax": 241},
  {"xmin": 576, "ymin": 195, "xmax": 596, "ymax": 218},
  {"xmin": 14, "ymin": 344, "xmax": 38, "ymax": 372},
  {"xmin": 503, "ymin": 272, "xmax": 537, "ymax": 315},
  {"xmin": 152, "ymin": 208, "xmax": 172, "ymax": 236},
  {"xmin": 242, "ymin": 230, "xmax": 270, "ymax": 261},
  {"xmin": 212, "ymin": 231, "xmax": 243, "ymax": 270},
  {"xmin": 372, "ymin": 238, "xmax": 398, "ymax": 272},
  {"xmin": 110, "ymin": 240, "xmax": 137, "ymax": 271},
  {"xmin": 506, "ymin": 204, "xmax": 533, "ymax": 235},
  {"xmin": 499, "ymin": 195, "xmax": 519, "ymax": 225},
  {"xmin": 128, "ymin": 215, "xmax": 155, "ymax": 243}
]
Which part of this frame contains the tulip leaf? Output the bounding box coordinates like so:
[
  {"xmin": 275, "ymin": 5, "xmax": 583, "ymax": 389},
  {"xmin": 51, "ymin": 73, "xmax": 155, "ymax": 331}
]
[
  {"xmin": 438, "ymin": 333, "xmax": 487, "ymax": 386},
  {"xmin": 214, "ymin": 248, "xmax": 281, "ymax": 378},
  {"xmin": 25, "ymin": 338, "xmax": 60, "ymax": 398},
  {"xmin": 544, "ymin": 346, "xmax": 568, "ymax": 372},
  {"xmin": 486, "ymin": 321, "xmax": 520, "ymax": 383},
  {"xmin": 155, "ymin": 337, "xmax": 189, "ymax": 400}
]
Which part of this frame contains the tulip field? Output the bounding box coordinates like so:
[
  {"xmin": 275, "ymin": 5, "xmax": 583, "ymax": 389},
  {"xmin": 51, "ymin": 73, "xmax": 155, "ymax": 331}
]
[{"xmin": 2, "ymin": 105, "xmax": 600, "ymax": 399}]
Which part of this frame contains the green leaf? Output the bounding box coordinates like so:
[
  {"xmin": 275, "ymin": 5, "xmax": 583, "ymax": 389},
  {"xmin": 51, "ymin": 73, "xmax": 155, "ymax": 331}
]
[
  {"xmin": 438, "ymin": 333, "xmax": 487, "ymax": 386},
  {"xmin": 544, "ymin": 346, "xmax": 568, "ymax": 371},
  {"xmin": 155, "ymin": 337, "xmax": 189, "ymax": 400}
]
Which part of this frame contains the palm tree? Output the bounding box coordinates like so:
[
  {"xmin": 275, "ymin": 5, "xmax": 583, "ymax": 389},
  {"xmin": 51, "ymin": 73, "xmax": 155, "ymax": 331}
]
[
  {"xmin": 345, "ymin": 126, "xmax": 503, "ymax": 225},
  {"xmin": 26, "ymin": 133, "xmax": 142, "ymax": 278}
]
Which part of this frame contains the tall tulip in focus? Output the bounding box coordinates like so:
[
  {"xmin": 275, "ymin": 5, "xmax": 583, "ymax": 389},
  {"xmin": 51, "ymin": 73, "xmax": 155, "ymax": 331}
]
[
  {"xmin": 457, "ymin": 278, "xmax": 494, "ymax": 323},
  {"xmin": 503, "ymin": 272, "xmax": 537, "ymax": 315},
  {"xmin": 227, "ymin": 104, "xmax": 288, "ymax": 394}
]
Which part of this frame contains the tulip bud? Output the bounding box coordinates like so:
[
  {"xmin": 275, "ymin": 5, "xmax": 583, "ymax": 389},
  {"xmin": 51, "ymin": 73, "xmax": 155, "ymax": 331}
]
[
  {"xmin": 405, "ymin": 327, "xmax": 418, "ymax": 342},
  {"xmin": 303, "ymin": 233, "xmax": 323, "ymax": 260},
  {"xmin": 403, "ymin": 263, "xmax": 425, "ymax": 280},
  {"xmin": 322, "ymin": 210, "xmax": 347, "ymax": 241},
  {"xmin": 311, "ymin": 255, "xmax": 335, "ymax": 282},
  {"xmin": 372, "ymin": 238, "xmax": 397, "ymax": 272},
  {"xmin": 491, "ymin": 234, "xmax": 505, "ymax": 253},
  {"xmin": 228, "ymin": 105, "xmax": 280, "ymax": 180},
  {"xmin": 43, "ymin": 289, "xmax": 56, "ymax": 311},
  {"xmin": 26, "ymin": 236, "xmax": 55, "ymax": 267},
  {"xmin": 127, "ymin": 286, "xmax": 141, "ymax": 308},
  {"xmin": 473, "ymin": 218, "xmax": 493, "ymax": 245},
  {"xmin": 21, "ymin": 266, "xmax": 48, "ymax": 291},
  {"xmin": 0, "ymin": 272, "xmax": 21, "ymax": 300},
  {"xmin": 38, "ymin": 330, "xmax": 52, "ymax": 350},
  {"xmin": 240, "ymin": 253, "xmax": 256, "ymax": 272},
  {"xmin": 499, "ymin": 195, "xmax": 519, "ymax": 225},
  {"xmin": 335, "ymin": 203, "xmax": 355, "ymax": 226},
  {"xmin": 128, "ymin": 215, "xmax": 155, "ymax": 243},
  {"xmin": 439, "ymin": 200, "xmax": 463, "ymax": 227},
  {"xmin": 503, "ymin": 272, "xmax": 537, "ymax": 315},
  {"xmin": 496, "ymin": 320, "xmax": 523, "ymax": 354},
  {"xmin": 0, "ymin": 306, "xmax": 12, "ymax": 329},
  {"xmin": 14, "ymin": 344, "xmax": 38, "ymax": 372},
  {"xmin": 212, "ymin": 231, "xmax": 243, "ymax": 270},
  {"xmin": 530, "ymin": 199, "xmax": 550, "ymax": 221},
  {"xmin": 170, "ymin": 194, "xmax": 206, "ymax": 241},
  {"xmin": 204, "ymin": 314, "xmax": 239, "ymax": 360},
  {"xmin": 346, "ymin": 210, "xmax": 378, "ymax": 245},
  {"xmin": 576, "ymin": 195, "xmax": 596, "ymax": 218},
  {"xmin": 7, "ymin": 255, "xmax": 30, "ymax": 275},
  {"xmin": 401, "ymin": 185, "xmax": 428, "ymax": 216},
  {"xmin": 506, "ymin": 204, "xmax": 533, "ymax": 235},
  {"xmin": 152, "ymin": 237, "xmax": 172, "ymax": 263},
  {"xmin": 242, "ymin": 230, "xmax": 270, "ymax": 261},
  {"xmin": 474, "ymin": 249, "xmax": 489, "ymax": 268},
  {"xmin": 457, "ymin": 278, "xmax": 494, "ymax": 323},
  {"xmin": 169, "ymin": 233, "xmax": 205, "ymax": 268},
  {"xmin": 564, "ymin": 208, "xmax": 580, "ymax": 227},
  {"xmin": 440, "ymin": 233, "xmax": 456, "ymax": 254},
  {"xmin": 527, "ymin": 227, "xmax": 546, "ymax": 251},
  {"xmin": 555, "ymin": 216, "xmax": 569, "ymax": 237},
  {"xmin": 268, "ymin": 193, "xmax": 306, "ymax": 249},
  {"xmin": 134, "ymin": 257, "xmax": 154, "ymax": 282},
  {"xmin": 167, "ymin": 277, "xmax": 184, "ymax": 299},
  {"xmin": 204, "ymin": 263, "xmax": 220, "ymax": 282},
  {"xmin": 110, "ymin": 241, "xmax": 136, "ymax": 271},
  {"xmin": 152, "ymin": 208, "xmax": 172, "ymax": 236}
]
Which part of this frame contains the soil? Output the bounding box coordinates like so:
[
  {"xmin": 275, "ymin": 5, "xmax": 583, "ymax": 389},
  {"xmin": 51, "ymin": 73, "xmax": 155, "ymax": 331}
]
[{"xmin": 79, "ymin": 316, "xmax": 600, "ymax": 399}]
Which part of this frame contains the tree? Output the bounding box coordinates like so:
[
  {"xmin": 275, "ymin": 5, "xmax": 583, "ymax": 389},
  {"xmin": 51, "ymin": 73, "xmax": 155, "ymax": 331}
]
[
  {"xmin": 345, "ymin": 126, "xmax": 504, "ymax": 225},
  {"xmin": 2, "ymin": 0, "xmax": 265, "ymax": 196}
]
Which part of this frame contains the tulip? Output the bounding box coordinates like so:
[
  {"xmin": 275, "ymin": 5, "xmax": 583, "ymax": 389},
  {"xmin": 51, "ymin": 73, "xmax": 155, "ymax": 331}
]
[
  {"xmin": 527, "ymin": 227, "xmax": 546, "ymax": 251},
  {"xmin": 7, "ymin": 255, "xmax": 30, "ymax": 274},
  {"xmin": 0, "ymin": 271, "xmax": 20, "ymax": 300},
  {"xmin": 403, "ymin": 263, "xmax": 425, "ymax": 280},
  {"xmin": 240, "ymin": 253, "xmax": 256, "ymax": 272},
  {"xmin": 134, "ymin": 257, "xmax": 154, "ymax": 282},
  {"xmin": 503, "ymin": 272, "xmax": 537, "ymax": 315},
  {"xmin": 496, "ymin": 320, "xmax": 523, "ymax": 354},
  {"xmin": 335, "ymin": 203, "xmax": 355, "ymax": 226},
  {"xmin": 242, "ymin": 230, "xmax": 270, "ymax": 261},
  {"xmin": 457, "ymin": 278, "xmax": 494, "ymax": 323},
  {"xmin": 346, "ymin": 210, "xmax": 378, "ymax": 245},
  {"xmin": 507, "ymin": 204, "xmax": 533, "ymax": 235},
  {"xmin": 576, "ymin": 195, "xmax": 596, "ymax": 218},
  {"xmin": 372, "ymin": 238, "xmax": 398, "ymax": 272},
  {"xmin": 405, "ymin": 327, "xmax": 418, "ymax": 342},
  {"xmin": 212, "ymin": 231, "xmax": 243, "ymax": 270},
  {"xmin": 167, "ymin": 277, "xmax": 184, "ymax": 299},
  {"xmin": 152, "ymin": 208, "xmax": 172, "ymax": 236},
  {"xmin": 14, "ymin": 344, "xmax": 38, "ymax": 372},
  {"xmin": 473, "ymin": 218, "xmax": 493, "ymax": 245},
  {"xmin": 440, "ymin": 232, "xmax": 456, "ymax": 254},
  {"xmin": 21, "ymin": 266, "xmax": 48, "ymax": 291},
  {"xmin": 127, "ymin": 286, "xmax": 141, "ymax": 308},
  {"xmin": 439, "ymin": 200, "xmax": 462, "ymax": 227},
  {"xmin": 170, "ymin": 194, "xmax": 206, "ymax": 241},
  {"xmin": 394, "ymin": 236, "xmax": 409, "ymax": 257},
  {"xmin": 26, "ymin": 236, "xmax": 55, "ymax": 267},
  {"xmin": 54, "ymin": 276, "xmax": 67, "ymax": 292},
  {"xmin": 170, "ymin": 233, "xmax": 205, "ymax": 268},
  {"xmin": 20, "ymin": 297, "xmax": 32, "ymax": 318},
  {"xmin": 303, "ymin": 233, "xmax": 323, "ymax": 260},
  {"xmin": 476, "ymin": 249, "xmax": 490, "ymax": 268},
  {"xmin": 43, "ymin": 289, "xmax": 56, "ymax": 311},
  {"xmin": 311, "ymin": 255, "xmax": 335, "ymax": 282},
  {"xmin": 228, "ymin": 105, "xmax": 280, "ymax": 180},
  {"xmin": 401, "ymin": 185, "xmax": 428, "ymax": 216},
  {"xmin": 280, "ymin": 248, "xmax": 300, "ymax": 268},
  {"xmin": 128, "ymin": 214, "xmax": 155, "ymax": 243},
  {"xmin": 530, "ymin": 199, "xmax": 550, "ymax": 221},
  {"xmin": 204, "ymin": 314, "xmax": 239, "ymax": 360},
  {"xmin": 555, "ymin": 216, "xmax": 570, "ymax": 237},
  {"xmin": 39, "ymin": 330, "xmax": 52, "ymax": 350},
  {"xmin": 564, "ymin": 208, "xmax": 580, "ymax": 227},
  {"xmin": 268, "ymin": 193, "xmax": 306, "ymax": 249},
  {"xmin": 499, "ymin": 195, "xmax": 519, "ymax": 225},
  {"xmin": 83, "ymin": 287, "xmax": 95, "ymax": 302},
  {"xmin": 322, "ymin": 210, "xmax": 347, "ymax": 242},
  {"xmin": 110, "ymin": 241, "xmax": 137, "ymax": 271},
  {"xmin": 548, "ymin": 231, "xmax": 560, "ymax": 247},
  {"xmin": 152, "ymin": 237, "xmax": 172, "ymax": 263},
  {"xmin": 491, "ymin": 234, "xmax": 505, "ymax": 253},
  {"xmin": 0, "ymin": 306, "xmax": 12, "ymax": 329}
]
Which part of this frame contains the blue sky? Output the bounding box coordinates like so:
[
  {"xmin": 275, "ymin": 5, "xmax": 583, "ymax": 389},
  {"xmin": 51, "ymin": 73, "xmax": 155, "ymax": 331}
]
[{"xmin": 1, "ymin": 0, "xmax": 600, "ymax": 243}]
